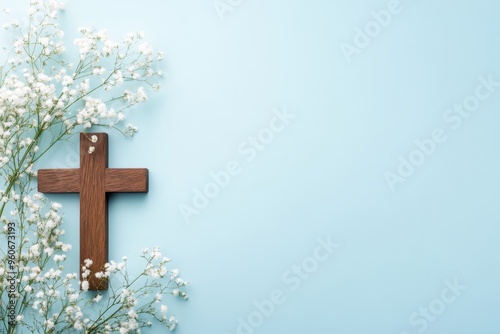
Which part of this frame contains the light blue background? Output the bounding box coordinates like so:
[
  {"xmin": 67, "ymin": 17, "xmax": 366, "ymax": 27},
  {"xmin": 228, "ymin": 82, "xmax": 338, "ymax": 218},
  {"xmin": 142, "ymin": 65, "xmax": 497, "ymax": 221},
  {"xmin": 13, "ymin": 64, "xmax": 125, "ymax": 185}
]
[{"xmin": 5, "ymin": 0, "xmax": 500, "ymax": 333}]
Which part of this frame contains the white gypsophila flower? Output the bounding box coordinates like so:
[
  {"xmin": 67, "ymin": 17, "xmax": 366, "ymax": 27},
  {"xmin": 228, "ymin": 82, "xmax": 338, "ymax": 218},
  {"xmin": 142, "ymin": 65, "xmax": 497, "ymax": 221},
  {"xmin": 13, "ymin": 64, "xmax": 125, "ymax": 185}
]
[
  {"xmin": 81, "ymin": 268, "xmax": 90, "ymax": 279},
  {"xmin": 128, "ymin": 309, "xmax": 137, "ymax": 319},
  {"xmin": 62, "ymin": 75, "xmax": 73, "ymax": 86},
  {"xmin": 44, "ymin": 268, "xmax": 62, "ymax": 279},
  {"xmin": 159, "ymin": 266, "xmax": 167, "ymax": 277},
  {"xmin": 0, "ymin": 1, "xmax": 190, "ymax": 331},
  {"xmin": 135, "ymin": 87, "xmax": 147, "ymax": 103},
  {"xmin": 45, "ymin": 319, "xmax": 55, "ymax": 329},
  {"xmin": 69, "ymin": 293, "xmax": 79, "ymax": 302},
  {"xmin": 123, "ymin": 124, "xmax": 138, "ymax": 136},
  {"xmin": 92, "ymin": 67, "xmax": 106, "ymax": 76},
  {"xmin": 138, "ymin": 42, "xmax": 152, "ymax": 55},
  {"xmin": 151, "ymin": 246, "xmax": 161, "ymax": 259},
  {"xmin": 29, "ymin": 244, "xmax": 41, "ymax": 257},
  {"xmin": 53, "ymin": 254, "xmax": 66, "ymax": 262},
  {"xmin": 51, "ymin": 202, "xmax": 62, "ymax": 210},
  {"xmin": 171, "ymin": 269, "xmax": 179, "ymax": 278},
  {"xmin": 116, "ymin": 261, "xmax": 125, "ymax": 270}
]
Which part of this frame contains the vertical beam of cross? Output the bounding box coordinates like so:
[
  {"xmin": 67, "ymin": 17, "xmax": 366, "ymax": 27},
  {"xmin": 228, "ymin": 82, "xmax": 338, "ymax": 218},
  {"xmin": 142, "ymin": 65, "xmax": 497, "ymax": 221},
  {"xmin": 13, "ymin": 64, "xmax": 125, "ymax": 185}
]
[{"xmin": 38, "ymin": 133, "xmax": 148, "ymax": 290}]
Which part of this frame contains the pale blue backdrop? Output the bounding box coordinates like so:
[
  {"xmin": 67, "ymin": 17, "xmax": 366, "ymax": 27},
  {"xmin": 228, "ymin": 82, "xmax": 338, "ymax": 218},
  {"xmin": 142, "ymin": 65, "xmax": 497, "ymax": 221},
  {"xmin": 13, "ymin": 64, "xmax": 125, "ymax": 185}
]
[{"xmin": 4, "ymin": 0, "xmax": 500, "ymax": 333}]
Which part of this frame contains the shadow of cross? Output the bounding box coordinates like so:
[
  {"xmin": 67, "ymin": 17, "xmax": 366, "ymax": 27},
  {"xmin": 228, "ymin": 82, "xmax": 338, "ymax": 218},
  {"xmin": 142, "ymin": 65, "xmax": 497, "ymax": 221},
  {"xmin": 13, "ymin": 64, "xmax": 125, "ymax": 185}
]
[{"xmin": 37, "ymin": 133, "xmax": 148, "ymax": 290}]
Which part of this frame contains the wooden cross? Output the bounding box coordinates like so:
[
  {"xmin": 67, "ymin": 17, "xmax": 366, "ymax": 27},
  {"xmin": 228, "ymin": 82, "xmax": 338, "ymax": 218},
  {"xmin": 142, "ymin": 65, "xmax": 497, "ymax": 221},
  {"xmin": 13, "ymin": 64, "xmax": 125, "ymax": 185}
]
[{"xmin": 38, "ymin": 133, "xmax": 148, "ymax": 290}]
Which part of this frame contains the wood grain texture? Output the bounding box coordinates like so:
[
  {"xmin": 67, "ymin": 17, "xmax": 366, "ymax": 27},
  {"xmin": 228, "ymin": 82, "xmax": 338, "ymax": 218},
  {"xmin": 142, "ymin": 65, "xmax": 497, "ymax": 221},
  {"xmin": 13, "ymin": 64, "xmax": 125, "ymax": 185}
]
[
  {"xmin": 79, "ymin": 133, "xmax": 108, "ymax": 290},
  {"xmin": 105, "ymin": 169, "xmax": 149, "ymax": 192},
  {"xmin": 37, "ymin": 133, "xmax": 149, "ymax": 290},
  {"xmin": 37, "ymin": 169, "xmax": 79, "ymax": 193}
]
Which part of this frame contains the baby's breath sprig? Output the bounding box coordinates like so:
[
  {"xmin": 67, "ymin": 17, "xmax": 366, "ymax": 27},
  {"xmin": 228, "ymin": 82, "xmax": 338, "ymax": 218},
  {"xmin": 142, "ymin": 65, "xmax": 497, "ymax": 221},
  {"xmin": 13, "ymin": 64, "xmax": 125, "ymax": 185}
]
[{"xmin": 0, "ymin": 1, "xmax": 187, "ymax": 333}]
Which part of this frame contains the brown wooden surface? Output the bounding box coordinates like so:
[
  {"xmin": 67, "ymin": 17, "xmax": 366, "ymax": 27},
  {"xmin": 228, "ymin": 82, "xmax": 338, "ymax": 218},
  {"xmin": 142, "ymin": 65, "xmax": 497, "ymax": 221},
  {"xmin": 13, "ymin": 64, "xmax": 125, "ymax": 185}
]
[
  {"xmin": 37, "ymin": 169, "xmax": 80, "ymax": 193},
  {"xmin": 105, "ymin": 169, "xmax": 149, "ymax": 192},
  {"xmin": 79, "ymin": 133, "xmax": 108, "ymax": 290},
  {"xmin": 37, "ymin": 133, "xmax": 149, "ymax": 290}
]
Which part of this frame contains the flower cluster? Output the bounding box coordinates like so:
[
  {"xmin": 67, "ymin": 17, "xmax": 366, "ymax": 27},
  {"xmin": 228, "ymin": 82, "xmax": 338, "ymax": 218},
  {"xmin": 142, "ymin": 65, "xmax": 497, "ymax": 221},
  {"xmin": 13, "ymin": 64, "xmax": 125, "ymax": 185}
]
[
  {"xmin": 1, "ymin": 0, "xmax": 162, "ymax": 144},
  {"xmin": 0, "ymin": 1, "xmax": 187, "ymax": 333},
  {"xmin": 74, "ymin": 248, "xmax": 188, "ymax": 333}
]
